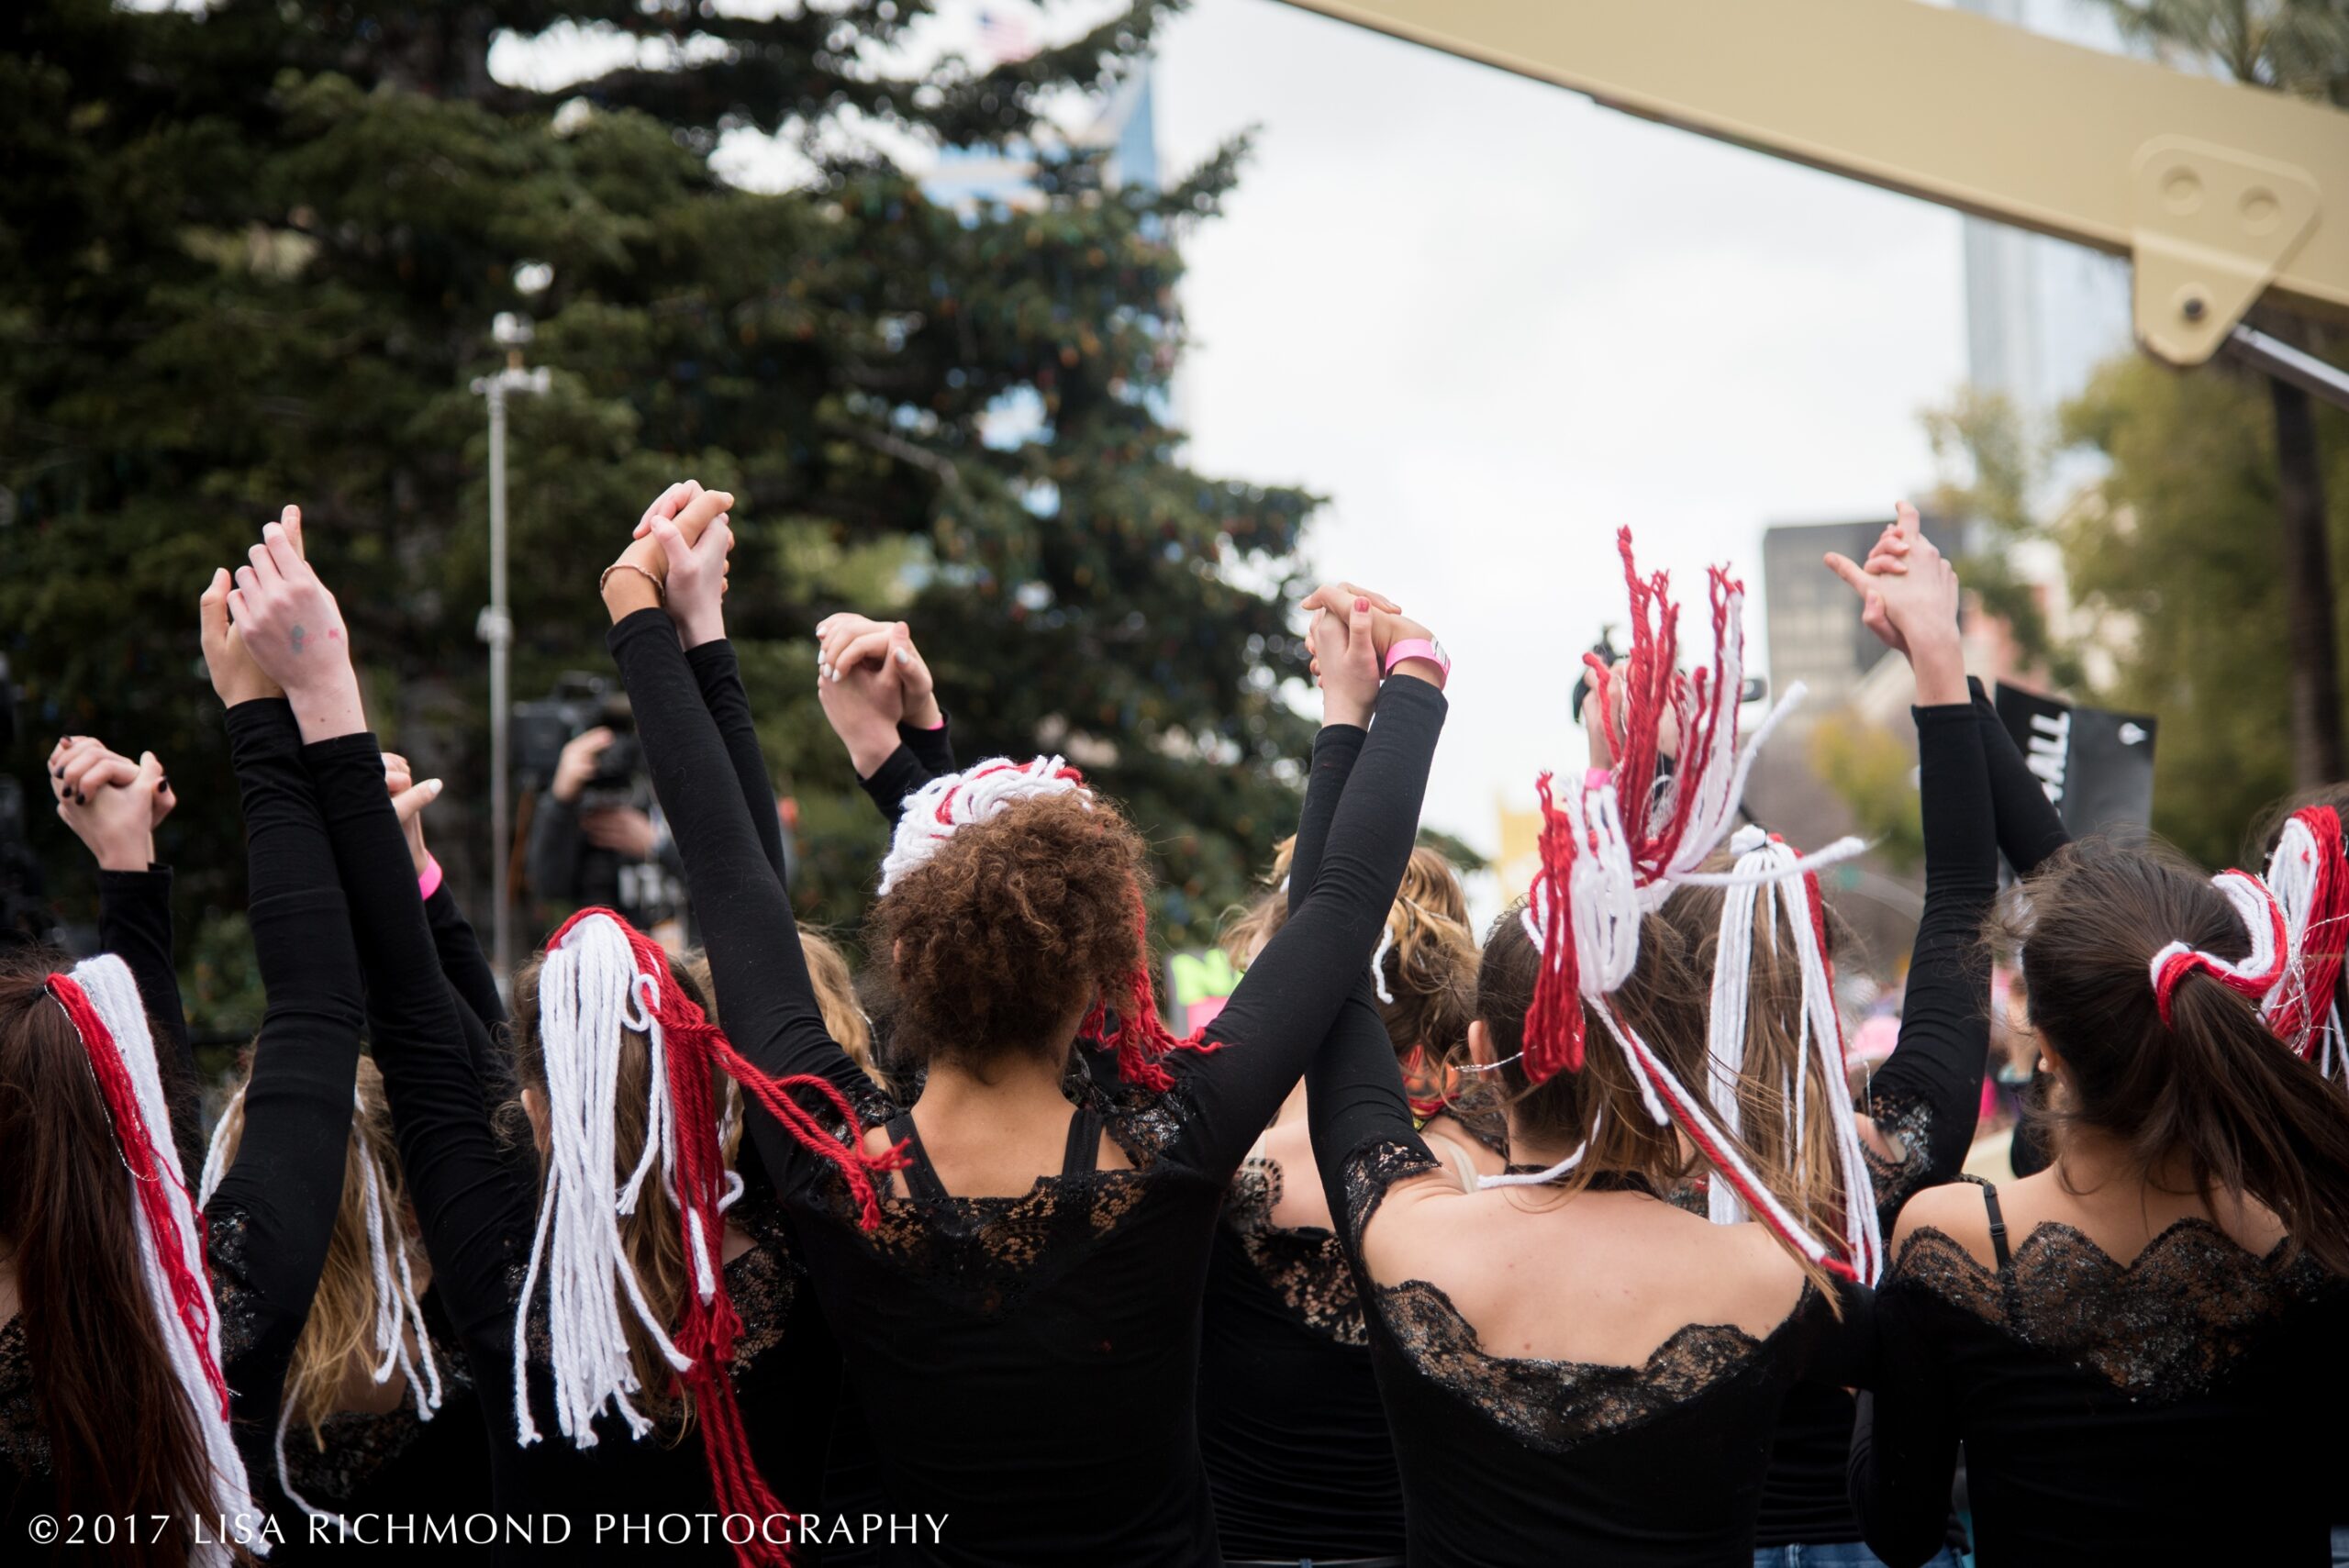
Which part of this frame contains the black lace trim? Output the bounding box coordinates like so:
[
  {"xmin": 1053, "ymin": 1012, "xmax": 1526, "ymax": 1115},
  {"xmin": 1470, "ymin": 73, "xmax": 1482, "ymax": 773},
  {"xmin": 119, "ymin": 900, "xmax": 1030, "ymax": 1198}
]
[
  {"xmin": 1374, "ymin": 1276, "xmax": 1786, "ymax": 1452},
  {"xmin": 814, "ymin": 1164, "xmax": 1154, "ymax": 1316},
  {"xmin": 1889, "ymin": 1218, "xmax": 2335, "ymax": 1403},
  {"xmin": 206, "ymin": 1205, "xmax": 269, "ymax": 1372},
  {"xmin": 1223, "ymin": 1157, "xmax": 1365, "ymax": 1346},
  {"xmin": 1860, "ymin": 1091, "xmax": 1940, "ymax": 1228},
  {"xmin": 281, "ymin": 1336, "xmax": 474, "ymax": 1510},
  {"xmin": 0, "ymin": 1314, "xmax": 38, "ymax": 1478},
  {"xmin": 1341, "ymin": 1138, "xmax": 1809, "ymax": 1450}
]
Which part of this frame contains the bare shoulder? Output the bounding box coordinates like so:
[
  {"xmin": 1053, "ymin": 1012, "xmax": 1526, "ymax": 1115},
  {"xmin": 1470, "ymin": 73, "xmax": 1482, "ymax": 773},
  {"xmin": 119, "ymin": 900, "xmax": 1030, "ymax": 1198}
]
[{"xmin": 1891, "ymin": 1179, "xmax": 1996, "ymax": 1263}]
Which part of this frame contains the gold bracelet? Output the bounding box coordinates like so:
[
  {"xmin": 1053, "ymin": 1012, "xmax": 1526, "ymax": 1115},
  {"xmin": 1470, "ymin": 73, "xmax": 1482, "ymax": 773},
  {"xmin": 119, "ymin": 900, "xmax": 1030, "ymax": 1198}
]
[{"xmin": 599, "ymin": 562, "xmax": 665, "ymax": 604}]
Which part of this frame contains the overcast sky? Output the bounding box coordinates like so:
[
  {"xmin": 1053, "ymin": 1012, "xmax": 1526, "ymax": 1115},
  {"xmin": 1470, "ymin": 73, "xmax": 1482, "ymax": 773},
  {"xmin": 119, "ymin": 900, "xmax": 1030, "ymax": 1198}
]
[
  {"xmin": 1147, "ymin": 0, "xmax": 1969, "ymax": 853},
  {"xmin": 504, "ymin": 0, "xmax": 1979, "ymax": 861}
]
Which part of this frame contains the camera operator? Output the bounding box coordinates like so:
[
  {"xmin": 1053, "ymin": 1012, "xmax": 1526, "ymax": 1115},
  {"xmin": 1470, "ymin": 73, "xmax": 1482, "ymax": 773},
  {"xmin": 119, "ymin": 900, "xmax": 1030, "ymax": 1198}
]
[{"xmin": 527, "ymin": 716, "xmax": 691, "ymax": 941}]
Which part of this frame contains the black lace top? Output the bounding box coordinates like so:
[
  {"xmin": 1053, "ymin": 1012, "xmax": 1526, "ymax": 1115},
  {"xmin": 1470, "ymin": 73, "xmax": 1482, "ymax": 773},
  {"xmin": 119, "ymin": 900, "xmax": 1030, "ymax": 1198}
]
[
  {"xmin": 1193, "ymin": 721, "xmax": 1405, "ymax": 1560},
  {"xmin": 612, "ymin": 607, "xmax": 1445, "ymax": 1567},
  {"xmin": 1755, "ymin": 690, "xmax": 2025, "ymax": 1550},
  {"xmin": 302, "ymin": 649, "xmax": 838, "ymax": 1555},
  {"xmin": 1853, "ymin": 1195, "xmax": 2349, "ymax": 1567}
]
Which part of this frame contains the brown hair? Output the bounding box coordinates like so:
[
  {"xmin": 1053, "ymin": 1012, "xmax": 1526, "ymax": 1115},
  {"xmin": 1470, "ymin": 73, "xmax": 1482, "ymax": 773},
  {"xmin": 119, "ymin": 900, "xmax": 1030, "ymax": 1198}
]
[
  {"xmin": 506, "ymin": 946, "xmax": 723, "ymax": 1423},
  {"xmin": 1219, "ymin": 836, "xmax": 1297, "ymax": 968},
  {"xmin": 1476, "ymin": 904, "xmax": 1845, "ymax": 1297},
  {"xmin": 1476, "ymin": 905, "xmax": 1699, "ymax": 1190},
  {"xmin": 796, "ymin": 931, "xmax": 881, "ymax": 1089},
  {"xmin": 1224, "ymin": 840, "xmax": 1477, "ymax": 1066},
  {"xmin": 0, "ymin": 953, "xmax": 217, "ymax": 1567},
  {"xmin": 1656, "ymin": 864, "xmax": 1854, "ymax": 1266},
  {"xmin": 870, "ymin": 793, "xmax": 1147, "ymax": 1073},
  {"xmin": 1380, "ymin": 847, "xmax": 1480, "ymax": 1058},
  {"xmin": 2003, "ymin": 840, "xmax": 2349, "ymax": 1273},
  {"xmin": 208, "ymin": 1055, "xmax": 416, "ymax": 1446}
]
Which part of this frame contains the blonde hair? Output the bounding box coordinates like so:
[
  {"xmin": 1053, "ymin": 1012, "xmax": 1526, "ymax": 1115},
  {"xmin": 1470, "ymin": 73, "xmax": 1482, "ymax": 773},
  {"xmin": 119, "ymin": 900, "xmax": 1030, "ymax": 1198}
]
[
  {"xmin": 1223, "ymin": 839, "xmax": 1479, "ymax": 1061},
  {"xmin": 797, "ymin": 931, "xmax": 880, "ymax": 1089},
  {"xmin": 209, "ymin": 1055, "xmax": 418, "ymax": 1446}
]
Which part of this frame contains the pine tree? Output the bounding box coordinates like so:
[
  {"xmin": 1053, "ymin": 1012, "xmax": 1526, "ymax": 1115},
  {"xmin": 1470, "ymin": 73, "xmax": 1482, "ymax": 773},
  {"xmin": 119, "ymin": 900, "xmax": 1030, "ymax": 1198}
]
[{"xmin": 1, "ymin": 0, "xmax": 1317, "ymax": 1021}]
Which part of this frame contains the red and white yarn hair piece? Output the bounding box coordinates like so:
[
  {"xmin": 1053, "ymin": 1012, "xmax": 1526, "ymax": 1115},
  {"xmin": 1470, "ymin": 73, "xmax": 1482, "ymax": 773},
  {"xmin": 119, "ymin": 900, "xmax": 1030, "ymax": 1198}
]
[
  {"xmin": 2262, "ymin": 807, "xmax": 2349, "ymax": 1084},
  {"xmin": 878, "ymin": 756, "xmax": 1216, "ymax": 1091},
  {"xmin": 2148, "ymin": 870, "xmax": 2289, "ymax": 1029},
  {"xmin": 513, "ymin": 908, "xmax": 897, "ymax": 1568},
  {"xmin": 200, "ymin": 1086, "xmax": 448, "ymax": 1526},
  {"xmin": 1510, "ymin": 530, "xmax": 1871, "ymax": 1280},
  {"xmin": 878, "ymin": 755, "xmax": 1090, "ymax": 896},
  {"xmin": 47, "ymin": 955, "xmax": 269, "ymax": 1562},
  {"xmin": 1701, "ymin": 827, "xmax": 1884, "ymax": 1283}
]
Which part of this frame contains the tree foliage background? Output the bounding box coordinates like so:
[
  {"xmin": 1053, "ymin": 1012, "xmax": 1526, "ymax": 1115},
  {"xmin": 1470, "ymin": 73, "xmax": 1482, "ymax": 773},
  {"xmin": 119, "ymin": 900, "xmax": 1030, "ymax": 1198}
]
[{"xmin": 1, "ymin": 0, "xmax": 1323, "ymax": 1031}]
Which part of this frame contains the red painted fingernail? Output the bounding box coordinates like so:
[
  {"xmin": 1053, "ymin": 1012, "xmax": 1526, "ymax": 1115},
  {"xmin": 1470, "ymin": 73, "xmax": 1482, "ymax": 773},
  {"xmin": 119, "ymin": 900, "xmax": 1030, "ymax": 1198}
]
[{"xmin": 1353, "ymin": 597, "xmax": 1367, "ymax": 612}]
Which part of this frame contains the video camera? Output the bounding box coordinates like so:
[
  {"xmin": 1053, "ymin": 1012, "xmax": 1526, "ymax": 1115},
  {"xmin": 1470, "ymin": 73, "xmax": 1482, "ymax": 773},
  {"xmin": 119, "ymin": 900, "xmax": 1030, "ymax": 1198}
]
[{"xmin": 514, "ymin": 673, "xmax": 640, "ymax": 809}]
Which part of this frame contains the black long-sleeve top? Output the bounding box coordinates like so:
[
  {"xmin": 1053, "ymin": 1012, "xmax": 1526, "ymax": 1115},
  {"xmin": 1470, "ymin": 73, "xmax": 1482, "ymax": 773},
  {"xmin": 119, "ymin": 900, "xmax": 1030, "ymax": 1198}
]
[
  {"xmin": 609, "ymin": 606, "xmax": 1443, "ymax": 1568},
  {"xmin": 1197, "ymin": 721, "xmax": 1409, "ymax": 1561},
  {"xmin": 1849, "ymin": 692, "xmax": 2349, "ymax": 1565},
  {"xmin": 1755, "ymin": 700, "xmax": 1998, "ymax": 1548},
  {"xmin": 1968, "ymin": 678, "xmax": 2070, "ymax": 1181},
  {"xmin": 304, "ymin": 676, "xmax": 827, "ymax": 1555},
  {"xmin": 95, "ymin": 862, "xmax": 207, "ymax": 1175},
  {"xmin": 1851, "ymin": 1183, "xmax": 2345, "ymax": 1565},
  {"xmin": 200, "ymin": 702, "xmax": 379, "ymax": 1512}
]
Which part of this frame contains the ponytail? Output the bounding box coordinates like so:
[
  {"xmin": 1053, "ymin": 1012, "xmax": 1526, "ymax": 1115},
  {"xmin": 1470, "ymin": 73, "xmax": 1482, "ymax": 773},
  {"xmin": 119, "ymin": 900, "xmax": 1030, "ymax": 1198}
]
[{"xmin": 2009, "ymin": 840, "xmax": 2349, "ymax": 1277}]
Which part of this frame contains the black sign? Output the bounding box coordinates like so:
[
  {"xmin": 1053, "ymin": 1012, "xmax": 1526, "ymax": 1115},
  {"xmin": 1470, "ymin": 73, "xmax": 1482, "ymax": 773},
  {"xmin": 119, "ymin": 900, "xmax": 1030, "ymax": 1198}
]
[{"xmin": 1994, "ymin": 683, "xmax": 2158, "ymax": 839}]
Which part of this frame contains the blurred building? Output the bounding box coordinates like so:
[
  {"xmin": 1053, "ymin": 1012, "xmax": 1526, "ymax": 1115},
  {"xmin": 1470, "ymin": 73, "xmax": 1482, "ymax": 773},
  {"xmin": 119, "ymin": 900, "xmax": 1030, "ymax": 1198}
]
[
  {"xmin": 1954, "ymin": 0, "xmax": 2135, "ymax": 429},
  {"xmin": 1758, "ymin": 520, "xmax": 1901, "ymax": 714}
]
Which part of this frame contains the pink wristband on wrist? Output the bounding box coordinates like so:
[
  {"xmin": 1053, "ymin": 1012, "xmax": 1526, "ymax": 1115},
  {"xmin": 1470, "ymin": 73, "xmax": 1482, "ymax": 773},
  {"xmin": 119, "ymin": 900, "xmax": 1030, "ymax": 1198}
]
[{"xmin": 417, "ymin": 855, "xmax": 444, "ymax": 901}]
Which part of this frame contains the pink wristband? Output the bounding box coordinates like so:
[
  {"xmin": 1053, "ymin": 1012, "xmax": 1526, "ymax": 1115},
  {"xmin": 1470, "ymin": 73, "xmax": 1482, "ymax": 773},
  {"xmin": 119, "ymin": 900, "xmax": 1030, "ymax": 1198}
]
[{"xmin": 417, "ymin": 855, "xmax": 444, "ymax": 901}]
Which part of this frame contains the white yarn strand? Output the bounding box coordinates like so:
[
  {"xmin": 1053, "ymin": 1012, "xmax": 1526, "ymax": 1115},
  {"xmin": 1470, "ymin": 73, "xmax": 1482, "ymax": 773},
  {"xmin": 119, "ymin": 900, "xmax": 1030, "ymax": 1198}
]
[
  {"xmin": 878, "ymin": 756, "xmax": 1091, "ymax": 895},
  {"xmin": 67, "ymin": 956, "xmax": 268, "ymax": 1562},
  {"xmin": 511, "ymin": 916, "xmax": 692, "ymax": 1451},
  {"xmin": 1369, "ymin": 922, "xmax": 1397, "ymax": 1006}
]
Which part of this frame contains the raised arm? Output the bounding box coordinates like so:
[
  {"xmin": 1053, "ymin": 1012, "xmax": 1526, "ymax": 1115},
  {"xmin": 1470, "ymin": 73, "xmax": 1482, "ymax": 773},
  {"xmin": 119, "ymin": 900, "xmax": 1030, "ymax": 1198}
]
[
  {"xmin": 1169, "ymin": 595, "xmax": 1445, "ymax": 1176},
  {"xmin": 1830, "ymin": 509, "xmax": 2003, "ymax": 1212},
  {"xmin": 815, "ymin": 612, "xmax": 954, "ymax": 828},
  {"xmin": 1970, "ymin": 678, "xmax": 2069, "ymax": 878},
  {"xmin": 227, "ymin": 506, "xmax": 534, "ymax": 1349},
  {"xmin": 607, "ymin": 489, "xmax": 880, "ymax": 1184},
  {"xmin": 51, "ymin": 735, "xmax": 198, "ymax": 1169},
  {"xmin": 205, "ymin": 695, "xmax": 370, "ymax": 1374}
]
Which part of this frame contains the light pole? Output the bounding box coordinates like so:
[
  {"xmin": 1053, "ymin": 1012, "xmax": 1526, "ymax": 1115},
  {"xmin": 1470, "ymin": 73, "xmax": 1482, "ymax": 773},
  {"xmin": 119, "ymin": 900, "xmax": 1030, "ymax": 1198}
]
[{"xmin": 472, "ymin": 312, "xmax": 550, "ymax": 984}]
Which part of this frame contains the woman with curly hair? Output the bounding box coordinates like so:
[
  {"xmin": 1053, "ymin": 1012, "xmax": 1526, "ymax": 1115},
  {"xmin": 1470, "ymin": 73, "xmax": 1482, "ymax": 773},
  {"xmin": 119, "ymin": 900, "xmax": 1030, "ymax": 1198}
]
[{"xmin": 601, "ymin": 492, "xmax": 1446, "ymax": 1567}]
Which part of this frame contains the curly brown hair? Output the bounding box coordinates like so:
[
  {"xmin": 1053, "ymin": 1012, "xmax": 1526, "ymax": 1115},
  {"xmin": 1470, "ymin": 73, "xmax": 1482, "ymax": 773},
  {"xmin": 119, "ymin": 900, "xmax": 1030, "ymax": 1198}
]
[{"xmin": 870, "ymin": 792, "xmax": 1148, "ymax": 1073}]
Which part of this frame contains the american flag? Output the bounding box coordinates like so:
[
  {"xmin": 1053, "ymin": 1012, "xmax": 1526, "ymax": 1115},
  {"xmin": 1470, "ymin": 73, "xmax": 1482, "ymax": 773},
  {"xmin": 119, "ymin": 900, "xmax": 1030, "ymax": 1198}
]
[{"xmin": 975, "ymin": 5, "xmax": 1039, "ymax": 65}]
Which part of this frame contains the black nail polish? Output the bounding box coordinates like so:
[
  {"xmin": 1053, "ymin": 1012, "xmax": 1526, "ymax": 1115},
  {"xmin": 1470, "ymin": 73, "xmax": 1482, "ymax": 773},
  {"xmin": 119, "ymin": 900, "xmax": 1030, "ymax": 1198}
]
[{"xmin": 75, "ymin": 792, "xmax": 86, "ymax": 805}]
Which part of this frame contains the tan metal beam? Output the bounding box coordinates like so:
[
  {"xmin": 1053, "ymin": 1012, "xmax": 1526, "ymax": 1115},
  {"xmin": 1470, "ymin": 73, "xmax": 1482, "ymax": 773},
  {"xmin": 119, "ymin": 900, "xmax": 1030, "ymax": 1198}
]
[{"xmin": 1274, "ymin": 0, "xmax": 2349, "ymax": 364}]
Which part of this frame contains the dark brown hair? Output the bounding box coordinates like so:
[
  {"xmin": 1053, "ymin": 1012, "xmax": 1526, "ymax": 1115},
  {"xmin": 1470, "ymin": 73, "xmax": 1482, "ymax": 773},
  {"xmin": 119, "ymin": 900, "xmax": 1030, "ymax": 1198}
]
[
  {"xmin": 871, "ymin": 793, "xmax": 1147, "ymax": 1072},
  {"xmin": 2005, "ymin": 839, "xmax": 2349, "ymax": 1274},
  {"xmin": 1476, "ymin": 903, "xmax": 1846, "ymax": 1298},
  {"xmin": 0, "ymin": 952, "xmax": 215, "ymax": 1566}
]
